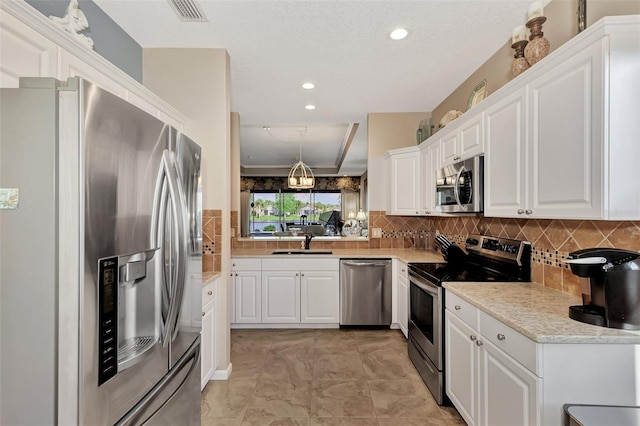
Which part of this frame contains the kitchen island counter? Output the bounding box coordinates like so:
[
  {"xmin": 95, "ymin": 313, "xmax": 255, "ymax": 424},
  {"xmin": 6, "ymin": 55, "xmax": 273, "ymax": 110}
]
[{"xmin": 444, "ymin": 281, "xmax": 640, "ymax": 344}]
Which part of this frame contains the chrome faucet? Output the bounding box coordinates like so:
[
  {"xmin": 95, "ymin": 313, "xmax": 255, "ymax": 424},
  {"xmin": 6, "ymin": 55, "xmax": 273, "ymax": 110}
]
[{"xmin": 304, "ymin": 234, "xmax": 314, "ymax": 250}]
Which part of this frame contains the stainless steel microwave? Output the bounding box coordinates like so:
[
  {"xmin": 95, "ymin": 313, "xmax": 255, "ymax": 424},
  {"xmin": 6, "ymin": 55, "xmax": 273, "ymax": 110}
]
[{"xmin": 435, "ymin": 156, "xmax": 483, "ymax": 213}]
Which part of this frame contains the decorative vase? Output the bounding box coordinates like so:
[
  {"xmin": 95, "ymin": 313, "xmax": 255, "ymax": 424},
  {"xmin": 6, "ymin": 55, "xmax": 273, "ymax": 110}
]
[
  {"xmin": 524, "ymin": 16, "xmax": 550, "ymax": 66},
  {"xmin": 511, "ymin": 39, "xmax": 530, "ymax": 77}
]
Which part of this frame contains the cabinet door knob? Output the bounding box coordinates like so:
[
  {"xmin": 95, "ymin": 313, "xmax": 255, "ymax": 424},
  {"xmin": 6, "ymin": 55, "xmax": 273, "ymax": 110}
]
[
  {"xmin": 296, "ymin": 273, "xmax": 299, "ymax": 276},
  {"xmin": 415, "ymin": 211, "xmax": 419, "ymax": 214},
  {"xmin": 525, "ymin": 209, "xmax": 533, "ymax": 215},
  {"xmin": 470, "ymin": 335, "xmax": 477, "ymax": 341},
  {"xmin": 235, "ymin": 273, "xmax": 238, "ymax": 276},
  {"xmin": 455, "ymin": 305, "xmax": 461, "ymax": 310},
  {"xmin": 208, "ymin": 291, "xmax": 213, "ymax": 295},
  {"xmin": 517, "ymin": 209, "xmax": 524, "ymax": 214},
  {"xmin": 401, "ymin": 269, "xmax": 406, "ymax": 273},
  {"xmin": 301, "ymin": 273, "xmax": 305, "ymax": 277},
  {"xmin": 232, "ymin": 263, "xmax": 236, "ymax": 267},
  {"xmin": 475, "ymin": 340, "xmax": 484, "ymax": 346},
  {"xmin": 201, "ymin": 312, "xmax": 205, "ymax": 317},
  {"xmin": 497, "ymin": 333, "xmax": 506, "ymax": 341}
]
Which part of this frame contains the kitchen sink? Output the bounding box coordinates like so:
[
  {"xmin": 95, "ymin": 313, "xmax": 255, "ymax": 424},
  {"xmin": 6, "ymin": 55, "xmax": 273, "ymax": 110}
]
[{"xmin": 271, "ymin": 250, "xmax": 333, "ymax": 255}]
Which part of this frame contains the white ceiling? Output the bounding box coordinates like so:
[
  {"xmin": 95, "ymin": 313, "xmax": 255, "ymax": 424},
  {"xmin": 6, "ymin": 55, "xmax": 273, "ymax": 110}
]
[{"xmin": 94, "ymin": 0, "xmax": 533, "ymax": 176}]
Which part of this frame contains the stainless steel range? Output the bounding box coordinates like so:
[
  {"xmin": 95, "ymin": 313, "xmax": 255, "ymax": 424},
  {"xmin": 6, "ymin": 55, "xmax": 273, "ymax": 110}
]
[{"xmin": 407, "ymin": 234, "xmax": 531, "ymax": 405}]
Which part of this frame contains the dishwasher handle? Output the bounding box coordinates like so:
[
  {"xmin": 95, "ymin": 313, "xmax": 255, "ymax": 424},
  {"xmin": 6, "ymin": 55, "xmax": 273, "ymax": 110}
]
[{"xmin": 342, "ymin": 261, "xmax": 390, "ymax": 267}]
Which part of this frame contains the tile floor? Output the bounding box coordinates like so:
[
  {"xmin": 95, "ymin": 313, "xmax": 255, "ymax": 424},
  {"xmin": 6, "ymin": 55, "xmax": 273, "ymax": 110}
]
[{"xmin": 201, "ymin": 328, "xmax": 466, "ymax": 425}]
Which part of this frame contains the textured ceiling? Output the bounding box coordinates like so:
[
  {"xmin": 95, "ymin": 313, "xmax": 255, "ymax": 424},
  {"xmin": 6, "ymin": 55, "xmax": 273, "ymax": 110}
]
[{"xmin": 94, "ymin": 0, "xmax": 533, "ymax": 176}]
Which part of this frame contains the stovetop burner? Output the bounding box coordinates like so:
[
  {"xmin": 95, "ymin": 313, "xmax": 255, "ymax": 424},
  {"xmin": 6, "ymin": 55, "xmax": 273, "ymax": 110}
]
[{"xmin": 409, "ymin": 234, "xmax": 532, "ymax": 285}]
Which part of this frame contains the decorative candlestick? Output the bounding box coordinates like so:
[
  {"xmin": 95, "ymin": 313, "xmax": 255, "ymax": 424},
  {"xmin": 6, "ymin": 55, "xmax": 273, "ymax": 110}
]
[
  {"xmin": 511, "ymin": 40, "xmax": 530, "ymax": 77},
  {"xmin": 524, "ymin": 16, "xmax": 550, "ymax": 66}
]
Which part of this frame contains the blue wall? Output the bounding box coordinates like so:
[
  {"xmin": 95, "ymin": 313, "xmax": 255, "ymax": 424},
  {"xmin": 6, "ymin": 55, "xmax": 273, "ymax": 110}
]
[{"xmin": 26, "ymin": 0, "xmax": 142, "ymax": 82}]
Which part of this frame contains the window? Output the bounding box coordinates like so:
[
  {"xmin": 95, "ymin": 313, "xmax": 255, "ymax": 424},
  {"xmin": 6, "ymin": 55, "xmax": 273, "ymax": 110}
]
[{"xmin": 248, "ymin": 190, "xmax": 342, "ymax": 236}]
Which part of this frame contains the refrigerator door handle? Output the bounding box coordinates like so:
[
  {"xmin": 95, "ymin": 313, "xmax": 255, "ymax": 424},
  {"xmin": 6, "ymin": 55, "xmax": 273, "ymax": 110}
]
[
  {"xmin": 152, "ymin": 149, "xmax": 187, "ymax": 347},
  {"xmin": 163, "ymin": 151, "xmax": 189, "ymax": 343},
  {"xmin": 151, "ymin": 154, "xmax": 171, "ymax": 345}
]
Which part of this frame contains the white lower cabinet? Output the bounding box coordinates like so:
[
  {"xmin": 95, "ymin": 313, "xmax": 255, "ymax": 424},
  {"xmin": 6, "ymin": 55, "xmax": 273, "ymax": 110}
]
[
  {"xmin": 201, "ymin": 279, "xmax": 216, "ymax": 390},
  {"xmin": 262, "ymin": 271, "xmax": 300, "ymax": 323},
  {"xmin": 301, "ymin": 271, "xmax": 339, "ymax": 323},
  {"xmin": 479, "ymin": 336, "xmax": 539, "ymax": 426},
  {"xmin": 232, "ymin": 257, "xmax": 339, "ymax": 326},
  {"xmin": 231, "ymin": 258, "xmax": 262, "ymax": 324},
  {"xmin": 445, "ymin": 289, "xmax": 640, "ymax": 425},
  {"xmin": 445, "ymin": 292, "xmax": 540, "ymax": 426},
  {"xmin": 394, "ymin": 259, "xmax": 409, "ymax": 338}
]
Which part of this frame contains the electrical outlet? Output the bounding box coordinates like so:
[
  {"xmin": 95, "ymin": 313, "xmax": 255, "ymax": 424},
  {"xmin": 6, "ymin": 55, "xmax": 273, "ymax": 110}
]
[{"xmin": 371, "ymin": 228, "xmax": 382, "ymax": 238}]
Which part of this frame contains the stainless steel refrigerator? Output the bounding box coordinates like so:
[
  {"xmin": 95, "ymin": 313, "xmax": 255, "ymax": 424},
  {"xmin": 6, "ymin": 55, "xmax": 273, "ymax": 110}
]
[{"xmin": 0, "ymin": 77, "xmax": 202, "ymax": 425}]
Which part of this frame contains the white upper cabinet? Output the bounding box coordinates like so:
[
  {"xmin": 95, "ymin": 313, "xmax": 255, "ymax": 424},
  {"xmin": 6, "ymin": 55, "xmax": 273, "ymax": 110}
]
[
  {"xmin": 484, "ymin": 88, "xmax": 528, "ymax": 217},
  {"xmin": 386, "ymin": 147, "xmax": 421, "ymax": 216},
  {"xmin": 484, "ymin": 17, "xmax": 640, "ymax": 220},
  {"xmin": 0, "ymin": 12, "xmax": 57, "ymax": 87},
  {"xmin": 420, "ymin": 140, "xmax": 441, "ymax": 216},
  {"xmin": 1, "ymin": 2, "xmax": 187, "ymax": 127},
  {"xmin": 440, "ymin": 114, "xmax": 484, "ymax": 167},
  {"xmin": 526, "ymin": 38, "xmax": 604, "ymax": 219}
]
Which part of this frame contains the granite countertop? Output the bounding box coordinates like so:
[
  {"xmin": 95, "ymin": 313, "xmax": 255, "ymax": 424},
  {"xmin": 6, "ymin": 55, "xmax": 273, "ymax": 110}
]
[
  {"xmin": 444, "ymin": 282, "xmax": 640, "ymax": 344},
  {"xmin": 231, "ymin": 248, "xmax": 444, "ymax": 264},
  {"xmin": 202, "ymin": 272, "xmax": 221, "ymax": 286}
]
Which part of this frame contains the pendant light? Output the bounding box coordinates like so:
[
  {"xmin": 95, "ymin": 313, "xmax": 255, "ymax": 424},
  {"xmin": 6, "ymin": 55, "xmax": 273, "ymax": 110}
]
[{"xmin": 288, "ymin": 142, "xmax": 315, "ymax": 189}]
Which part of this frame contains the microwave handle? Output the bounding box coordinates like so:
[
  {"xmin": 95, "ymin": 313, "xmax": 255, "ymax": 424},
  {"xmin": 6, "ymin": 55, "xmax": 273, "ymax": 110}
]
[{"xmin": 453, "ymin": 166, "xmax": 468, "ymax": 210}]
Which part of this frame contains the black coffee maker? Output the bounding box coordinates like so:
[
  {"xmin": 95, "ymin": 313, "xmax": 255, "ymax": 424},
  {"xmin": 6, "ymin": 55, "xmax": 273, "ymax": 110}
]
[{"xmin": 564, "ymin": 248, "xmax": 640, "ymax": 330}]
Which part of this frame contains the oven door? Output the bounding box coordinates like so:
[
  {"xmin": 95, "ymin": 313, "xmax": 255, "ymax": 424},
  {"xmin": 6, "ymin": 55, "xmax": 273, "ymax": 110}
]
[{"xmin": 408, "ymin": 271, "xmax": 442, "ymax": 370}]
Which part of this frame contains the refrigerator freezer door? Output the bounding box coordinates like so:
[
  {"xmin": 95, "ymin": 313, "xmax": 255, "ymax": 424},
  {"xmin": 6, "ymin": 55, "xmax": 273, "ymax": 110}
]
[{"xmin": 117, "ymin": 338, "xmax": 201, "ymax": 426}]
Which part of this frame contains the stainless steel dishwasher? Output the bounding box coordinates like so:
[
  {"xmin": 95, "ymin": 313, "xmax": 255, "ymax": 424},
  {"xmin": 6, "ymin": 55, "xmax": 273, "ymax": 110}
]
[{"xmin": 339, "ymin": 259, "xmax": 392, "ymax": 326}]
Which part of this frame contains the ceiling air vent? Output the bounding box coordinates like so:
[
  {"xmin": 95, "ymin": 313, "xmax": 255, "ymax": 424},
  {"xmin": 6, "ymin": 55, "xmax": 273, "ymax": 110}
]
[{"xmin": 167, "ymin": 0, "xmax": 208, "ymax": 22}]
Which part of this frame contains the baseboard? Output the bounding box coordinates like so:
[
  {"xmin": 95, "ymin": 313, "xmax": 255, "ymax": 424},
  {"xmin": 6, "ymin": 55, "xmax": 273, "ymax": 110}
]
[
  {"xmin": 231, "ymin": 323, "xmax": 340, "ymax": 329},
  {"xmin": 210, "ymin": 363, "xmax": 232, "ymax": 380}
]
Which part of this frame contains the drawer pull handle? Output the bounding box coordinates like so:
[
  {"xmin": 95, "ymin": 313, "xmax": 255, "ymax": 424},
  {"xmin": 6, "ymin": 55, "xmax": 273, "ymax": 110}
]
[
  {"xmin": 525, "ymin": 209, "xmax": 533, "ymax": 215},
  {"xmin": 470, "ymin": 335, "xmax": 477, "ymax": 341},
  {"xmin": 207, "ymin": 291, "xmax": 213, "ymax": 296},
  {"xmin": 497, "ymin": 333, "xmax": 506, "ymax": 341},
  {"xmin": 475, "ymin": 340, "xmax": 483, "ymax": 347},
  {"xmin": 455, "ymin": 305, "xmax": 461, "ymax": 310},
  {"xmin": 517, "ymin": 209, "xmax": 524, "ymax": 214}
]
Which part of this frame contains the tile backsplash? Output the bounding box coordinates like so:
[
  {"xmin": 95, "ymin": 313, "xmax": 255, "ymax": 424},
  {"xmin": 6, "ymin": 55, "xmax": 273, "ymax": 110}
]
[
  {"xmin": 228, "ymin": 210, "xmax": 640, "ymax": 297},
  {"xmin": 202, "ymin": 209, "xmax": 222, "ymax": 273},
  {"xmin": 431, "ymin": 215, "xmax": 640, "ymax": 297}
]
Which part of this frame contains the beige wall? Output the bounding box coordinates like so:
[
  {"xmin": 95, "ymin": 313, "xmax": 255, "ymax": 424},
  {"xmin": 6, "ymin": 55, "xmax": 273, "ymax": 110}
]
[
  {"xmin": 230, "ymin": 112, "xmax": 240, "ymax": 217},
  {"xmin": 432, "ymin": 0, "xmax": 640, "ymax": 125},
  {"xmin": 367, "ymin": 112, "xmax": 430, "ymax": 210},
  {"xmin": 142, "ymin": 48, "xmax": 232, "ymax": 374}
]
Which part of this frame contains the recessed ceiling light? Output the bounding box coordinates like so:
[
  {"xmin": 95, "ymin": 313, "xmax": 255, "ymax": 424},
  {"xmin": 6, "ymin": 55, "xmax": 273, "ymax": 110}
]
[
  {"xmin": 305, "ymin": 105, "xmax": 316, "ymax": 110},
  {"xmin": 389, "ymin": 28, "xmax": 408, "ymax": 40},
  {"xmin": 302, "ymin": 82, "xmax": 315, "ymax": 89}
]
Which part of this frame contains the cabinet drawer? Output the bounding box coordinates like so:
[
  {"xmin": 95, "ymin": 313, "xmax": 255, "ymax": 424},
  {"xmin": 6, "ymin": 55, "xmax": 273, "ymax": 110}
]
[
  {"xmin": 231, "ymin": 257, "xmax": 261, "ymax": 271},
  {"xmin": 202, "ymin": 280, "xmax": 216, "ymax": 306},
  {"xmin": 479, "ymin": 310, "xmax": 538, "ymax": 375},
  {"xmin": 445, "ymin": 291, "xmax": 478, "ymax": 329}
]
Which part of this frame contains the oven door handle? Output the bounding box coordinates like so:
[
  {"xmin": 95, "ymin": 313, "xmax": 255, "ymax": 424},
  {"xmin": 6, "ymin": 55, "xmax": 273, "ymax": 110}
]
[
  {"xmin": 409, "ymin": 275, "xmax": 439, "ymax": 297},
  {"xmin": 453, "ymin": 166, "xmax": 467, "ymax": 210}
]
